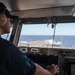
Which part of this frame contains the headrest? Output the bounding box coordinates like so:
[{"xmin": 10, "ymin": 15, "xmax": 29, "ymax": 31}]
[{"xmin": 0, "ymin": 2, "xmax": 18, "ymax": 19}]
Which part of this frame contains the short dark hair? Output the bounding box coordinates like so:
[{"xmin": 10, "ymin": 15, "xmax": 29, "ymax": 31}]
[
  {"xmin": 0, "ymin": 2, "xmax": 18, "ymax": 19},
  {"xmin": 0, "ymin": 2, "xmax": 6, "ymax": 13}
]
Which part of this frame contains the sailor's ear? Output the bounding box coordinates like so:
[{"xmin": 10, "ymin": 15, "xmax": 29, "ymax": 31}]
[{"xmin": 0, "ymin": 14, "xmax": 7, "ymax": 27}]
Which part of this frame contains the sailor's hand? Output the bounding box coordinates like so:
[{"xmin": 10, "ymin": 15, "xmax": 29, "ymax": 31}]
[{"xmin": 46, "ymin": 64, "xmax": 59, "ymax": 75}]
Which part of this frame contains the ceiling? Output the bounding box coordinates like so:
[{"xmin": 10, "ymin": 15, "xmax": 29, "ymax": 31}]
[{"xmin": 1, "ymin": 0, "xmax": 75, "ymax": 23}]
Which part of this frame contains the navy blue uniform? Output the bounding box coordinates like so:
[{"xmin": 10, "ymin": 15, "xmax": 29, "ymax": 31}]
[{"xmin": 0, "ymin": 36, "xmax": 36, "ymax": 75}]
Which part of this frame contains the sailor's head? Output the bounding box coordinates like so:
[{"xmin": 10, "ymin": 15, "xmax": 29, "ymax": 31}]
[{"xmin": 0, "ymin": 2, "xmax": 13, "ymax": 34}]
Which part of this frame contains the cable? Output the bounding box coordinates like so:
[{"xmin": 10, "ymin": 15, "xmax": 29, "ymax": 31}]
[{"xmin": 52, "ymin": 24, "xmax": 56, "ymax": 48}]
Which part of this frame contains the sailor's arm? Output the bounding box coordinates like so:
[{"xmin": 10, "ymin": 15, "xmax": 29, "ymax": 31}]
[{"xmin": 34, "ymin": 63, "xmax": 59, "ymax": 75}]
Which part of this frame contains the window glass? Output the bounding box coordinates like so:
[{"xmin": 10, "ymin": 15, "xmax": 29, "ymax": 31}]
[{"xmin": 18, "ymin": 23, "xmax": 75, "ymax": 48}]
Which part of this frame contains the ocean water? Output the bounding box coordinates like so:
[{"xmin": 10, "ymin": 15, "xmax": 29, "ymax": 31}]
[{"xmin": 19, "ymin": 35, "xmax": 75, "ymax": 47}]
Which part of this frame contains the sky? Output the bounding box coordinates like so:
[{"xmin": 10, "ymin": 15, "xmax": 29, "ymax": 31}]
[{"xmin": 20, "ymin": 23, "xmax": 75, "ymax": 35}]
